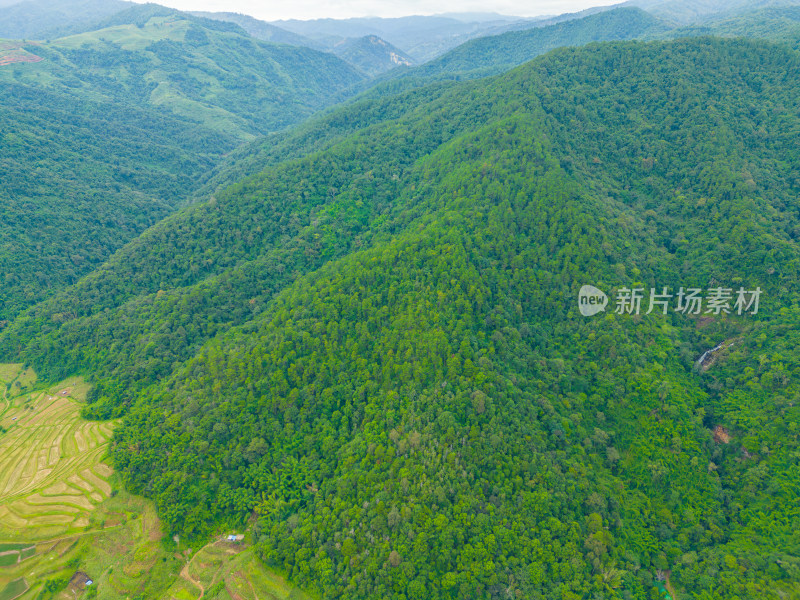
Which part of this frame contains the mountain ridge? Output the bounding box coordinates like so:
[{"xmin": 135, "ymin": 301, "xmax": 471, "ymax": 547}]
[
  {"xmin": 2, "ymin": 35, "xmax": 799, "ymax": 599},
  {"xmin": 109, "ymin": 37, "xmax": 800, "ymax": 600},
  {"xmin": 411, "ymin": 7, "xmax": 669, "ymax": 79}
]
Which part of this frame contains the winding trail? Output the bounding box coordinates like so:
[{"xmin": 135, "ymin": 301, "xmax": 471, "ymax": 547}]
[
  {"xmin": 247, "ymin": 577, "xmax": 260, "ymax": 600},
  {"xmin": 179, "ymin": 561, "xmax": 205, "ymax": 599},
  {"xmin": 173, "ymin": 536, "xmax": 250, "ymax": 600}
]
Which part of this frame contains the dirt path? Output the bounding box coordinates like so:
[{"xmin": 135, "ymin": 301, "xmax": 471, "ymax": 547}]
[
  {"xmin": 247, "ymin": 577, "xmax": 260, "ymax": 600},
  {"xmin": 3, "ymin": 578, "xmax": 29, "ymax": 600},
  {"xmin": 180, "ymin": 561, "xmax": 205, "ymax": 599},
  {"xmin": 175, "ymin": 537, "xmax": 249, "ymax": 600}
]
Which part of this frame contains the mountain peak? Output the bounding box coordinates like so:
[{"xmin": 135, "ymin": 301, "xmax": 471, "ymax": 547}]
[{"xmin": 331, "ymin": 33, "xmax": 414, "ymax": 75}]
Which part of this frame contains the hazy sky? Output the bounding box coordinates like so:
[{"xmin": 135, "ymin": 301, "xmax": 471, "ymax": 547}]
[{"xmin": 132, "ymin": 0, "xmax": 616, "ymax": 21}]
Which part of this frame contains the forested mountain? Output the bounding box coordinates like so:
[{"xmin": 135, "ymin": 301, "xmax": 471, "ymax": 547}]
[
  {"xmin": 190, "ymin": 11, "xmax": 322, "ymax": 48},
  {"xmin": 272, "ymin": 14, "xmax": 529, "ymax": 62},
  {"xmin": 0, "ymin": 78, "xmax": 488, "ymax": 408},
  {"xmin": 7, "ymin": 5, "xmax": 364, "ymax": 139},
  {"xmin": 709, "ymin": 5, "xmax": 800, "ymax": 45},
  {"xmin": 0, "ymin": 0, "xmax": 131, "ymax": 40},
  {"xmin": 0, "ymin": 69, "xmax": 234, "ymax": 323},
  {"xmin": 626, "ymin": 0, "xmax": 800, "ymax": 23},
  {"xmin": 331, "ymin": 35, "xmax": 414, "ymax": 76},
  {"xmin": 3, "ymin": 36, "xmax": 800, "ymax": 600},
  {"xmin": 412, "ymin": 7, "xmax": 668, "ymax": 78},
  {"xmin": 173, "ymin": 2, "xmax": 800, "ymax": 197},
  {"xmin": 478, "ymin": 5, "xmax": 617, "ymax": 35},
  {"xmin": 195, "ymin": 12, "xmax": 414, "ymax": 76},
  {"xmin": 664, "ymin": 6, "xmax": 800, "ymax": 49},
  {"xmin": 289, "ymin": 2, "xmax": 800, "ymax": 84},
  {"xmin": 0, "ymin": 5, "xmax": 362, "ymax": 322}
]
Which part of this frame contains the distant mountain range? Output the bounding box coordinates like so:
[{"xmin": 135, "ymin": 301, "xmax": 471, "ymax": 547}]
[
  {"xmin": 6, "ymin": 1, "xmax": 799, "ymax": 79},
  {"xmin": 411, "ymin": 7, "xmax": 669, "ymax": 79},
  {"xmin": 272, "ymin": 13, "xmax": 533, "ymax": 62},
  {"xmin": 189, "ymin": 11, "xmax": 324, "ymax": 48},
  {"xmin": 196, "ymin": 11, "xmax": 415, "ymax": 75},
  {"xmin": 625, "ymin": 0, "xmax": 800, "ymax": 23},
  {"xmin": 0, "ymin": 0, "xmax": 132, "ymax": 39}
]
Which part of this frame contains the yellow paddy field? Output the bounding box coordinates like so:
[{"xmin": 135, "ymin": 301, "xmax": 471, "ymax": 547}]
[{"xmin": 0, "ymin": 369, "xmax": 112, "ymax": 541}]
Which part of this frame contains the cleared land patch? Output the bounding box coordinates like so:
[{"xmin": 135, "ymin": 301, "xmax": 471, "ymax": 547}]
[
  {"xmin": 0, "ymin": 42, "xmax": 43, "ymax": 68},
  {"xmin": 0, "ymin": 578, "xmax": 28, "ymax": 600},
  {"xmin": 164, "ymin": 537, "xmax": 318, "ymax": 600},
  {"xmin": 0, "ymin": 368, "xmax": 114, "ymax": 542}
]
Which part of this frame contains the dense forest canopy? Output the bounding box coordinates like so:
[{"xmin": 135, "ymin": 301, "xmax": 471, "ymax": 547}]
[
  {"xmin": 3, "ymin": 0, "xmax": 800, "ymax": 597},
  {"xmin": 2, "ymin": 35, "xmax": 798, "ymax": 599},
  {"xmin": 0, "ymin": 76, "xmax": 234, "ymax": 321},
  {"xmin": 410, "ymin": 7, "xmax": 670, "ymax": 79},
  {"xmin": 0, "ymin": 7, "xmax": 362, "ymax": 322}
]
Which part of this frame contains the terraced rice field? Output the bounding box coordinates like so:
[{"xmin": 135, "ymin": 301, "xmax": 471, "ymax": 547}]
[
  {"xmin": 0, "ymin": 366, "xmax": 114, "ymax": 541},
  {"xmin": 164, "ymin": 540, "xmax": 317, "ymax": 600},
  {"xmin": 0, "ymin": 364, "xmax": 315, "ymax": 599}
]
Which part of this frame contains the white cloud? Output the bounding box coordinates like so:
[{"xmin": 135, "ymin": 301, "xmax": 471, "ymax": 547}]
[{"xmin": 132, "ymin": 0, "xmax": 616, "ymax": 21}]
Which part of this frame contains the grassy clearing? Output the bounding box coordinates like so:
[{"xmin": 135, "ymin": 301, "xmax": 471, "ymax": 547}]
[
  {"xmin": 54, "ymin": 16, "xmax": 190, "ymax": 51},
  {"xmin": 0, "ymin": 578, "xmax": 27, "ymax": 600},
  {"xmin": 0, "ymin": 365, "xmax": 22, "ymax": 384},
  {"xmin": 0, "ymin": 365, "xmax": 36, "ymax": 412},
  {"xmin": 164, "ymin": 539, "xmax": 318, "ymax": 600}
]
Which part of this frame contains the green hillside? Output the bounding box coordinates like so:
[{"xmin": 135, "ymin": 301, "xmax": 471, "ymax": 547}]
[
  {"xmin": 0, "ymin": 70, "xmax": 234, "ymax": 323},
  {"xmin": 664, "ymin": 6, "xmax": 800, "ymax": 49},
  {"xmin": 0, "ymin": 76, "xmax": 502, "ymax": 412},
  {"xmin": 0, "ymin": 6, "xmax": 363, "ymax": 323},
  {"xmin": 3, "ymin": 6, "xmax": 363, "ymax": 139},
  {"xmin": 376, "ymin": 5, "xmax": 800, "ymax": 86},
  {"xmin": 191, "ymin": 11, "xmax": 323, "ymax": 48},
  {"xmin": 412, "ymin": 7, "xmax": 669, "ymax": 78},
  {"xmin": 3, "ymin": 36, "xmax": 799, "ymax": 600},
  {"xmin": 171, "ymin": 3, "xmax": 800, "ymax": 207},
  {"xmin": 630, "ymin": 0, "xmax": 800, "ymax": 24},
  {"xmin": 195, "ymin": 12, "xmax": 416, "ymax": 76}
]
